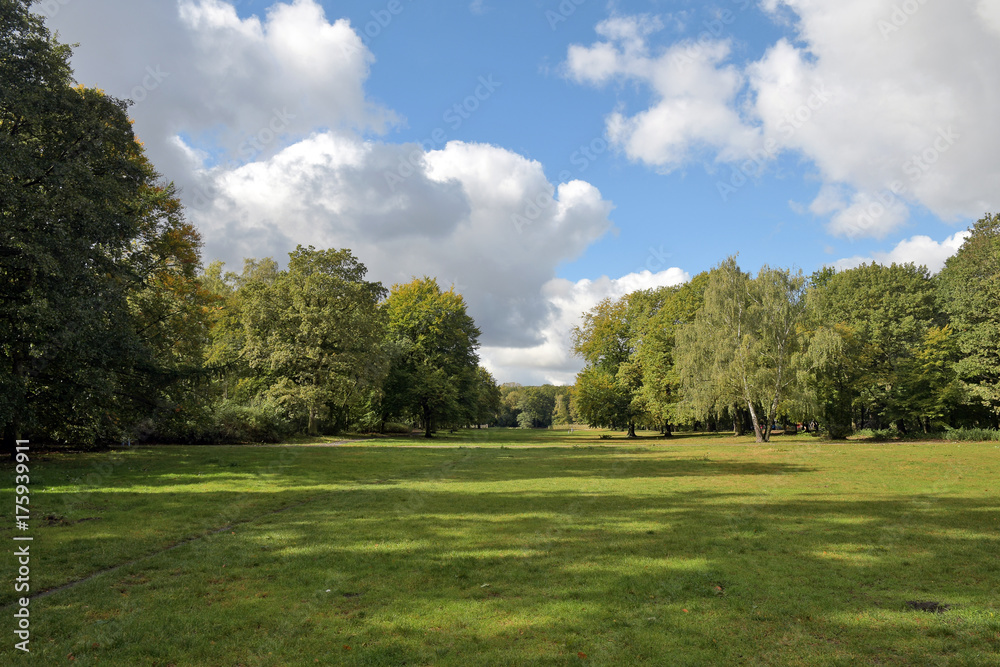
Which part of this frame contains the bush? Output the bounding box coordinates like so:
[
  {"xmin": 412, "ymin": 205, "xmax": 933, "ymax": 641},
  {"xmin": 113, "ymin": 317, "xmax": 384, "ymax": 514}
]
[
  {"xmin": 143, "ymin": 398, "xmax": 292, "ymax": 444},
  {"xmin": 943, "ymin": 427, "xmax": 1000, "ymax": 442},
  {"xmin": 382, "ymin": 422, "xmax": 413, "ymax": 435}
]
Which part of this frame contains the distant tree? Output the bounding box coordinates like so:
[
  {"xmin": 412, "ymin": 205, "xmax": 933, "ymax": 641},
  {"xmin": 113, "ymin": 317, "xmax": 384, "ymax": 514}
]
[
  {"xmin": 383, "ymin": 278, "xmax": 481, "ymax": 437},
  {"xmin": 516, "ymin": 385, "xmax": 557, "ymax": 428},
  {"xmin": 495, "ymin": 383, "xmax": 523, "ymax": 427},
  {"xmin": 573, "ymin": 366, "xmax": 631, "ymax": 431},
  {"xmin": 471, "ymin": 366, "xmax": 501, "ymax": 427},
  {"xmin": 552, "ymin": 392, "xmax": 572, "ymax": 426}
]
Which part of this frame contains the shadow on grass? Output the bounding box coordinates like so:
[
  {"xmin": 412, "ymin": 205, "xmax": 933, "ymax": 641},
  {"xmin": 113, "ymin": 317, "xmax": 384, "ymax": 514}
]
[{"xmin": 9, "ymin": 445, "xmax": 1000, "ymax": 664}]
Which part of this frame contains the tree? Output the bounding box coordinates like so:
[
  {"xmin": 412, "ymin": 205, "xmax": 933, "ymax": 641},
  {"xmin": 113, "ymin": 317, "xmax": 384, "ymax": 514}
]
[
  {"xmin": 635, "ymin": 274, "xmax": 708, "ymax": 434},
  {"xmin": 239, "ymin": 246, "xmax": 387, "ymax": 435},
  {"xmin": 552, "ymin": 392, "xmax": 572, "ymax": 426},
  {"xmin": 516, "ymin": 385, "xmax": 558, "ymax": 428},
  {"xmin": 938, "ymin": 213, "xmax": 1000, "ymax": 425},
  {"xmin": 573, "ymin": 366, "xmax": 632, "ymax": 431},
  {"xmin": 804, "ymin": 262, "xmax": 940, "ymax": 434},
  {"xmin": 676, "ymin": 258, "xmax": 806, "ymax": 442},
  {"xmin": 470, "ymin": 366, "xmax": 501, "ymax": 427},
  {"xmin": 572, "ymin": 293, "xmax": 649, "ymax": 437},
  {"xmin": 382, "ymin": 278, "xmax": 482, "ymax": 437},
  {"xmin": 1, "ymin": 1, "xmax": 192, "ymax": 454}
]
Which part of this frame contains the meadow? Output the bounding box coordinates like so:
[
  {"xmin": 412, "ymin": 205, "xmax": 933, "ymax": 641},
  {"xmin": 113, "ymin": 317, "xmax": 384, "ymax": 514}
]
[{"xmin": 3, "ymin": 429, "xmax": 999, "ymax": 665}]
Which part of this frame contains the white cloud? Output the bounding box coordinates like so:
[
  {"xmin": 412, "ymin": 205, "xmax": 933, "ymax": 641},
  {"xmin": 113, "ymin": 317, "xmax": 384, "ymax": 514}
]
[
  {"xmin": 833, "ymin": 230, "xmax": 970, "ymax": 274},
  {"xmin": 480, "ymin": 267, "xmax": 690, "ymax": 386},
  {"xmin": 44, "ymin": 0, "xmax": 622, "ymax": 379},
  {"xmin": 189, "ymin": 135, "xmax": 615, "ymax": 348},
  {"xmin": 50, "ymin": 0, "xmax": 392, "ymax": 191},
  {"xmin": 567, "ymin": 1, "xmax": 1000, "ymax": 236},
  {"xmin": 567, "ymin": 18, "xmax": 761, "ymax": 172}
]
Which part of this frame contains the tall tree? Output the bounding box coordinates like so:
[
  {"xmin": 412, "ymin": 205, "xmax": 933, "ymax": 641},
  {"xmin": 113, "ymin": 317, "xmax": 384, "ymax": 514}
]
[
  {"xmin": 804, "ymin": 262, "xmax": 940, "ymax": 434},
  {"xmin": 676, "ymin": 258, "xmax": 806, "ymax": 442},
  {"xmin": 382, "ymin": 278, "xmax": 481, "ymax": 438},
  {"xmin": 635, "ymin": 274, "xmax": 708, "ymax": 434},
  {"xmin": 938, "ymin": 213, "xmax": 1000, "ymax": 426},
  {"xmin": 1, "ymin": 0, "xmax": 191, "ymax": 453},
  {"xmin": 238, "ymin": 247, "xmax": 387, "ymax": 435},
  {"xmin": 572, "ymin": 293, "xmax": 648, "ymax": 437}
]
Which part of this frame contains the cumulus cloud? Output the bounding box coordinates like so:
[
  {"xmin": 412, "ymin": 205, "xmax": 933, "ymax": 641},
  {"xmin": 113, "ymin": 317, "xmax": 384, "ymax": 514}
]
[
  {"xmin": 833, "ymin": 230, "xmax": 970, "ymax": 274},
  {"xmin": 190, "ymin": 135, "xmax": 615, "ymax": 347},
  {"xmin": 48, "ymin": 0, "xmax": 392, "ymax": 203},
  {"xmin": 481, "ymin": 267, "xmax": 691, "ymax": 386},
  {"xmin": 47, "ymin": 0, "xmax": 624, "ymax": 363},
  {"xmin": 567, "ymin": 16, "xmax": 761, "ymax": 171},
  {"xmin": 566, "ymin": 1, "xmax": 1000, "ymax": 237}
]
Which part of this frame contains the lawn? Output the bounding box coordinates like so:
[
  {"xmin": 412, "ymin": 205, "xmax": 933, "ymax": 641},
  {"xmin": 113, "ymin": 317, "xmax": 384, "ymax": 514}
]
[{"xmin": 3, "ymin": 429, "xmax": 999, "ymax": 665}]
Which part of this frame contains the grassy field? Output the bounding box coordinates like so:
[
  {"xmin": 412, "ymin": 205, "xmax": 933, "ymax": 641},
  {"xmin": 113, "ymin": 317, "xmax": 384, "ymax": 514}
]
[{"xmin": 3, "ymin": 428, "xmax": 1000, "ymax": 665}]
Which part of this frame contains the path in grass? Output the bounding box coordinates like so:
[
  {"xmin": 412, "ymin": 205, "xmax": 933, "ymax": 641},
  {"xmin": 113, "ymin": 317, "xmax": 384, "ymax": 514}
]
[{"xmin": 3, "ymin": 431, "xmax": 999, "ymax": 665}]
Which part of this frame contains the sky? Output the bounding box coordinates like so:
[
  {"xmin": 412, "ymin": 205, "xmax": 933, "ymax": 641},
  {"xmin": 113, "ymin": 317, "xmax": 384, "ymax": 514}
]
[{"xmin": 43, "ymin": 0, "xmax": 1000, "ymax": 385}]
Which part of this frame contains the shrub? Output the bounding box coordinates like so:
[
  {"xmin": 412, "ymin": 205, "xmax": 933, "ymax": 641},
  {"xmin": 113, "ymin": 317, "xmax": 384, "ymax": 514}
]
[
  {"xmin": 382, "ymin": 422, "xmax": 413, "ymax": 435},
  {"xmin": 943, "ymin": 427, "xmax": 1000, "ymax": 442}
]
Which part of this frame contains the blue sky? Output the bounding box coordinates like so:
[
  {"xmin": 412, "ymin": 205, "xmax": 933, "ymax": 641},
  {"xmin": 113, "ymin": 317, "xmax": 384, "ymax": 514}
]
[{"xmin": 47, "ymin": 0, "xmax": 999, "ymax": 384}]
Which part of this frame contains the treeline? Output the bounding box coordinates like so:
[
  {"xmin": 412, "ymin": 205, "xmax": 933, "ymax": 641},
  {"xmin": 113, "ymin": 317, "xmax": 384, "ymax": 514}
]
[
  {"xmin": 495, "ymin": 384, "xmax": 575, "ymax": 428},
  {"xmin": 188, "ymin": 252, "xmax": 500, "ymax": 442},
  {"xmin": 570, "ymin": 215, "xmax": 1000, "ymax": 441},
  {"xmin": 1, "ymin": 4, "xmax": 499, "ymax": 454}
]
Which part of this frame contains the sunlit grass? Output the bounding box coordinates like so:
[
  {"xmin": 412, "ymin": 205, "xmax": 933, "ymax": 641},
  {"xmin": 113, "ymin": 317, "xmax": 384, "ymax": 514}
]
[{"xmin": 2, "ymin": 432, "xmax": 999, "ymax": 664}]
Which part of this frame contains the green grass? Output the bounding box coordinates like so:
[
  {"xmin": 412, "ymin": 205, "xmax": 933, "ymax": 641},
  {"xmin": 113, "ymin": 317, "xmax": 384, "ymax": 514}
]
[{"xmin": 3, "ymin": 430, "xmax": 1000, "ymax": 665}]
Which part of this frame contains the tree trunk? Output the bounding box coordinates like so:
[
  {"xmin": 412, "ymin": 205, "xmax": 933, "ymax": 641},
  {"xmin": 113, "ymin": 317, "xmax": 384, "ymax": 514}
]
[
  {"xmin": 746, "ymin": 401, "xmax": 768, "ymax": 442},
  {"xmin": 307, "ymin": 406, "xmax": 317, "ymax": 436},
  {"xmin": 423, "ymin": 404, "xmax": 433, "ymax": 438},
  {"xmin": 663, "ymin": 423, "xmax": 672, "ymax": 437},
  {"xmin": 732, "ymin": 405, "xmax": 747, "ymax": 436},
  {"xmin": 627, "ymin": 422, "xmax": 636, "ymax": 438}
]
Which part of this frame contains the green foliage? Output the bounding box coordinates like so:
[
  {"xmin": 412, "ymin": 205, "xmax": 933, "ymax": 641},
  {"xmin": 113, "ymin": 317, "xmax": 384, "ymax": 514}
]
[
  {"xmin": 572, "ymin": 289, "xmax": 680, "ymax": 436},
  {"xmin": 676, "ymin": 258, "xmax": 806, "ymax": 442},
  {"xmin": 1, "ymin": 1, "xmax": 209, "ymax": 452},
  {"xmin": 239, "ymin": 246, "xmax": 387, "ymax": 435},
  {"xmin": 942, "ymin": 427, "xmax": 1000, "ymax": 442},
  {"xmin": 635, "ymin": 274, "xmax": 708, "ymax": 431},
  {"xmin": 381, "ymin": 421, "xmax": 414, "ymax": 435},
  {"xmin": 382, "ymin": 278, "xmax": 482, "ymax": 437},
  {"xmin": 938, "ymin": 213, "xmax": 1000, "ymax": 421},
  {"xmin": 803, "ymin": 262, "xmax": 943, "ymax": 435}
]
